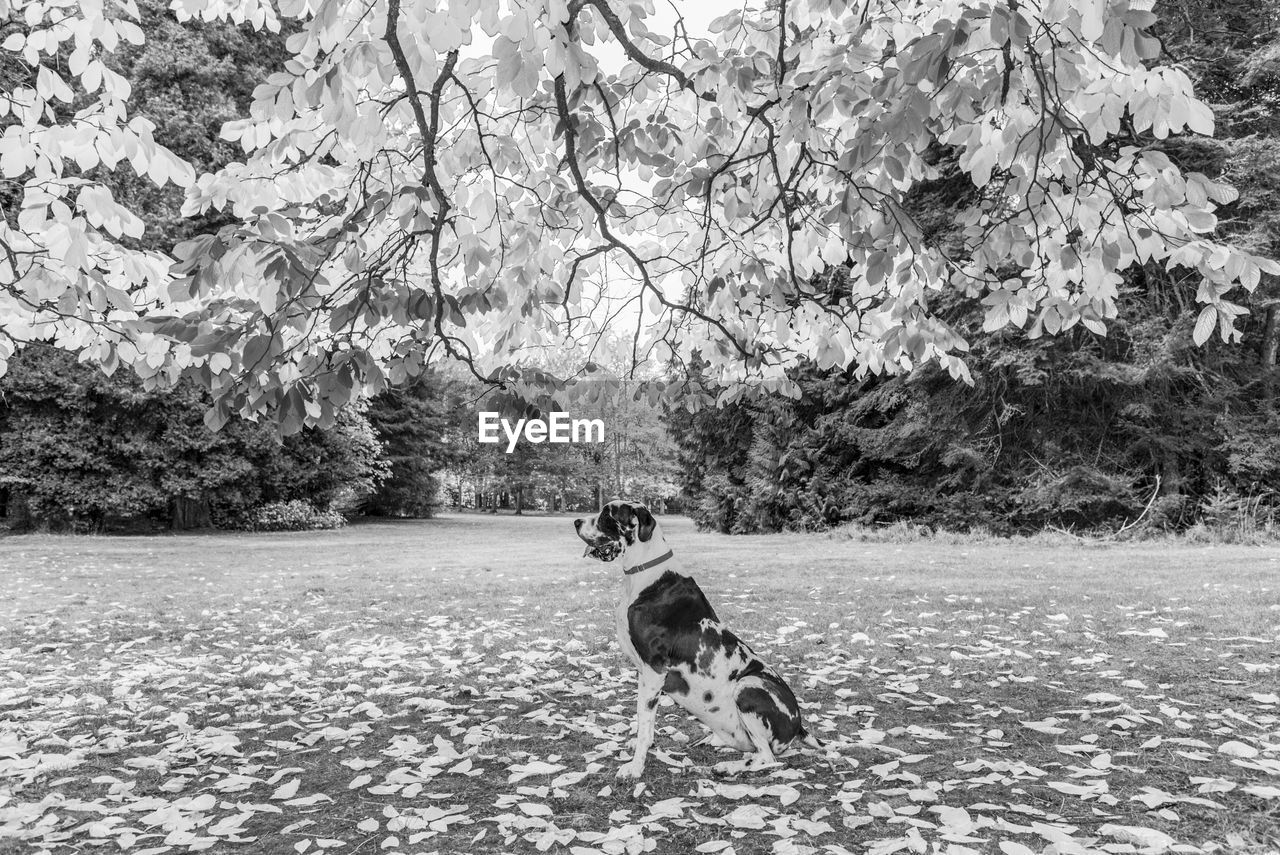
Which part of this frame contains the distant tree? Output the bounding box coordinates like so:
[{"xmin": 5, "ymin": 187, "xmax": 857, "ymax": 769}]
[
  {"xmin": 364, "ymin": 374, "xmax": 454, "ymax": 517},
  {"xmin": 493, "ymin": 440, "xmax": 542, "ymax": 515},
  {"xmin": 580, "ymin": 377, "xmax": 682, "ymax": 512},
  {"xmin": 436, "ymin": 359, "xmax": 680, "ymax": 514},
  {"xmin": 663, "ymin": 369, "xmax": 762, "ymax": 533}
]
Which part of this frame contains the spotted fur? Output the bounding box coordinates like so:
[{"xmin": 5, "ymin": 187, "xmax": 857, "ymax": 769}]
[{"xmin": 627, "ymin": 570, "xmax": 806, "ymax": 755}]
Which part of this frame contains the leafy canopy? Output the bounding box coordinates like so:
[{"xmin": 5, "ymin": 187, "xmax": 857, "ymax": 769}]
[{"xmin": 1, "ymin": 0, "xmax": 1276, "ymax": 431}]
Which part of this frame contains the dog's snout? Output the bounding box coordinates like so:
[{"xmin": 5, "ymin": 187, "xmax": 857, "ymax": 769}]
[{"xmin": 574, "ymin": 518, "xmax": 584, "ymax": 530}]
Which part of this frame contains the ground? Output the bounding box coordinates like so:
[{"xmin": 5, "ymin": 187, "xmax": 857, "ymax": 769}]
[{"xmin": 1, "ymin": 513, "xmax": 1278, "ymax": 855}]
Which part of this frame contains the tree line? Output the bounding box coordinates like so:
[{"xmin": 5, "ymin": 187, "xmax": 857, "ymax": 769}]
[
  {"xmin": 0, "ymin": 347, "xmax": 682, "ymax": 530},
  {"xmin": 0, "ymin": 5, "xmax": 678, "ymax": 532},
  {"xmin": 666, "ymin": 0, "xmax": 1280, "ymax": 539},
  {"xmin": 1, "ymin": 0, "xmax": 1275, "ymax": 538},
  {"xmin": 441, "ymin": 371, "xmax": 681, "ymax": 516}
]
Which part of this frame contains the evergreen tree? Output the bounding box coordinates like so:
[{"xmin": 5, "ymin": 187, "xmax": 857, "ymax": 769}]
[
  {"xmin": 0, "ymin": 346, "xmax": 385, "ymax": 531},
  {"xmin": 364, "ymin": 375, "xmax": 454, "ymax": 517}
]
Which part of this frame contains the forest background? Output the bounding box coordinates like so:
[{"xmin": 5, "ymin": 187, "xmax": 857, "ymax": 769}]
[{"xmin": 0, "ymin": 0, "xmax": 1276, "ymax": 539}]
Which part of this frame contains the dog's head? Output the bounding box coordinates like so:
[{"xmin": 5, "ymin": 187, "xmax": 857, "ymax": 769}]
[{"xmin": 574, "ymin": 500, "xmax": 658, "ymax": 563}]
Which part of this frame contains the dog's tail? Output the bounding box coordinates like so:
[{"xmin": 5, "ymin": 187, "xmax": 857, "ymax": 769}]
[{"xmin": 797, "ymin": 727, "xmax": 825, "ymax": 750}]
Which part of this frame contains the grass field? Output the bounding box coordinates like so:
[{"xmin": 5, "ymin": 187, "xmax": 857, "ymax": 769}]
[{"xmin": 1, "ymin": 513, "xmax": 1278, "ymax": 855}]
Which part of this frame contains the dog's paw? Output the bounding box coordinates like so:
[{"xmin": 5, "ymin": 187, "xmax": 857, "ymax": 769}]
[
  {"xmin": 713, "ymin": 757, "xmax": 778, "ymax": 777},
  {"xmin": 616, "ymin": 762, "xmax": 645, "ymax": 780}
]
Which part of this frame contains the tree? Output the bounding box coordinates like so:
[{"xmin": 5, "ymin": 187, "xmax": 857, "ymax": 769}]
[
  {"xmin": 89, "ymin": 0, "xmax": 295, "ymax": 251},
  {"xmin": 578, "ymin": 376, "xmax": 682, "ymax": 510},
  {"xmin": 363, "ymin": 373, "xmax": 455, "ymax": 517},
  {"xmin": 0, "ymin": 344, "xmax": 385, "ymax": 531},
  {"xmin": 1, "ymin": 0, "xmax": 1277, "ymax": 431},
  {"xmin": 0, "ymin": 1, "xmax": 394, "ymax": 531},
  {"xmin": 665, "ymin": 0, "xmax": 1280, "ymax": 535},
  {"xmin": 438, "ymin": 373, "xmax": 591, "ymax": 513}
]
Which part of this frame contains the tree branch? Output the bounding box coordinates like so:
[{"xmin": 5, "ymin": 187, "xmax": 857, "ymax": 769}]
[
  {"xmin": 553, "ymin": 73, "xmax": 754, "ymax": 362},
  {"xmin": 578, "ymin": 0, "xmax": 714, "ymax": 101},
  {"xmin": 383, "ymin": 0, "xmax": 491, "ymax": 385}
]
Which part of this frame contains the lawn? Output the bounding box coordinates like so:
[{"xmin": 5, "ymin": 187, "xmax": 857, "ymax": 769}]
[{"xmin": 1, "ymin": 513, "xmax": 1277, "ymax": 855}]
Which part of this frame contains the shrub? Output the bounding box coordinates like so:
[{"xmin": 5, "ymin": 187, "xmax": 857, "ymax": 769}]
[
  {"xmin": 247, "ymin": 500, "xmax": 347, "ymax": 532},
  {"xmin": 0, "ymin": 346, "xmax": 387, "ymax": 532},
  {"xmin": 1013, "ymin": 465, "xmax": 1141, "ymax": 529},
  {"xmin": 1187, "ymin": 485, "xmax": 1278, "ymax": 544}
]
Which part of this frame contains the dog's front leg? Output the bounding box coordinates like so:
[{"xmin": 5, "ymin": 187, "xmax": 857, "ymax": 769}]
[{"xmin": 617, "ymin": 671, "xmax": 663, "ymax": 780}]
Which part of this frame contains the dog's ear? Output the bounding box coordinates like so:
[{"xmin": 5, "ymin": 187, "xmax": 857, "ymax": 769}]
[
  {"xmin": 635, "ymin": 505, "xmax": 656, "ymax": 543},
  {"xmin": 600, "ymin": 502, "xmax": 627, "ymax": 541},
  {"xmin": 605, "ymin": 501, "xmax": 654, "ymax": 545}
]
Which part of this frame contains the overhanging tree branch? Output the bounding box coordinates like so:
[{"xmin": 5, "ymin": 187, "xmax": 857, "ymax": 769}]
[{"xmin": 553, "ymin": 73, "xmax": 756, "ymax": 363}]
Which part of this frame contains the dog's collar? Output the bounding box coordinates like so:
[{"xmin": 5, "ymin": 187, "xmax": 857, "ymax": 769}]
[{"xmin": 623, "ymin": 549, "xmax": 674, "ymax": 575}]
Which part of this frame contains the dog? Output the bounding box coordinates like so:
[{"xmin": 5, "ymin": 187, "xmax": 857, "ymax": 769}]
[{"xmin": 574, "ymin": 500, "xmax": 820, "ymax": 778}]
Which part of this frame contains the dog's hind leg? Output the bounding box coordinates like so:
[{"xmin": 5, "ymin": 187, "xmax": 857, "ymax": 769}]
[
  {"xmin": 617, "ymin": 670, "xmax": 663, "ymax": 780},
  {"xmin": 712, "ymin": 711, "xmax": 780, "ymax": 776}
]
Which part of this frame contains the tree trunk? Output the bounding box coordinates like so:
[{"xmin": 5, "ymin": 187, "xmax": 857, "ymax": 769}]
[
  {"xmin": 614, "ymin": 434, "xmax": 622, "ymax": 497},
  {"xmin": 515, "ymin": 487, "xmax": 524, "ymax": 515},
  {"xmin": 1262, "ymin": 303, "xmax": 1279, "ymax": 404},
  {"xmin": 170, "ymin": 496, "xmax": 212, "ymax": 530},
  {"xmin": 8, "ymin": 489, "xmax": 32, "ymax": 531}
]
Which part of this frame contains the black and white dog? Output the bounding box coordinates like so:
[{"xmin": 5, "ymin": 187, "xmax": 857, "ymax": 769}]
[{"xmin": 575, "ymin": 500, "xmax": 819, "ymax": 778}]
